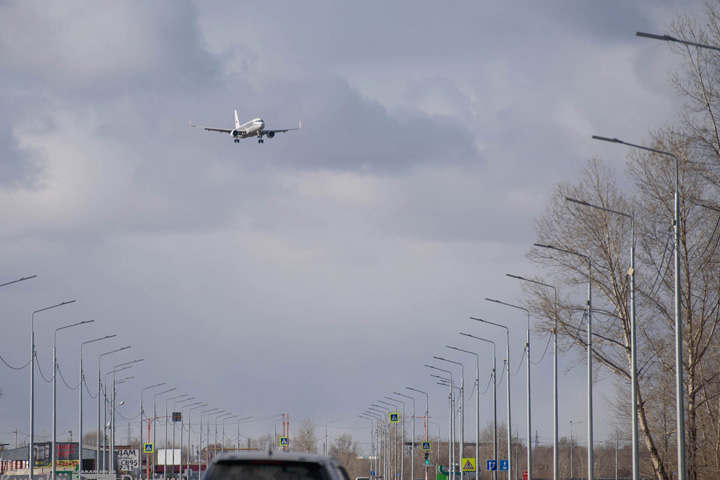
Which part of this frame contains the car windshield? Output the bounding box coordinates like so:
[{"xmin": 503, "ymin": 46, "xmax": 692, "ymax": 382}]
[{"xmin": 205, "ymin": 460, "xmax": 332, "ymax": 480}]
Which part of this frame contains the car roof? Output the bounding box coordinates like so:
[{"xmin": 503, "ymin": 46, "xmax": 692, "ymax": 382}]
[{"xmin": 212, "ymin": 451, "xmax": 341, "ymax": 465}]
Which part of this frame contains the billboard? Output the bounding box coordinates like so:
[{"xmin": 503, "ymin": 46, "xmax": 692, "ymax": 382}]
[
  {"xmin": 157, "ymin": 449, "xmax": 181, "ymax": 466},
  {"xmin": 32, "ymin": 442, "xmax": 79, "ymax": 470},
  {"xmin": 117, "ymin": 449, "xmax": 139, "ymax": 473}
]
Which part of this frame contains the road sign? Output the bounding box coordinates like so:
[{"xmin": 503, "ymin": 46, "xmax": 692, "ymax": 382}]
[
  {"xmin": 422, "ymin": 441, "xmax": 431, "ymax": 451},
  {"xmin": 499, "ymin": 460, "xmax": 509, "ymax": 471},
  {"xmin": 389, "ymin": 413, "xmax": 399, "ymax": 423},
  {"xmin": 461, "ymin": 458, "xmax": 475, "ymax": 472},
  {"xmin": 522, "ymin": 471, "xmax": 528, "ymax": 480},
  {"xmin": 279, "ymin": 436, "xmax": 288, "ymax": 446},
  {"xmin": 486, "ymin": 460, "xmax": 497, "ymax": 471},
  {"xmin": 143, "ymin": 443, "xmax": 153, "ymax": 454},
  {"xmin": 370, "ymin": 471, "xmax": 375, "ymax": 477}
]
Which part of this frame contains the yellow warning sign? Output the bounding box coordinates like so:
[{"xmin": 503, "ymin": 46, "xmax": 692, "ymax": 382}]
[{"xmin": 461, "ymin": 458, "xmax": 476, "ymax": 472}]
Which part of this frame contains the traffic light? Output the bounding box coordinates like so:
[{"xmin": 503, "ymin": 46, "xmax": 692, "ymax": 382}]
[
  {"xmin": 172, "ymin": 412, "xmax": 182, "ymax": 422},
  {"xmin": 424, "ymin": 452, "xmax": 429, "ymax": 465}
]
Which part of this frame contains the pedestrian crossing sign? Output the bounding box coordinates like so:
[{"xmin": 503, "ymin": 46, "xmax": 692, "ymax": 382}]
[
  {"xmin": 461, "ymin": 458, "xmax": 476, "ymax": 472},
  {"xmin": 422, "ymin": 441, "xmax": 431, "ymax": 451},
  {"xmin": 279, "ymin": 436, "xmax": 289, "ymax": 446},
  {"xmin": 144, "ymin": 443, "xmax": 153, "ymax": 453},
  {"xmin": 389, "ymin": 413, "xmax": 399, "ymax": 423}
]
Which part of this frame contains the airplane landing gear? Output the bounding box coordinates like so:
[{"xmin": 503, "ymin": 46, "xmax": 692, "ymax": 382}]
[
  {"xmin": 234, "ymin": 139, "xmax": 240, "ymax": 143},
  {"xmin": 258, "ymin": 138, "xmax": 264, "ymax": 144}
]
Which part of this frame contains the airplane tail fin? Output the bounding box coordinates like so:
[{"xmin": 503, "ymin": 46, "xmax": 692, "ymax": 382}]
[{"xmin": 235, "ymin": 110, "xmax": 240, "ymax": 129}]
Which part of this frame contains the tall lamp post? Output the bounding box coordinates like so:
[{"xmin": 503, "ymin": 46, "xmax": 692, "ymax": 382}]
[
  {"xmin": 52, "ymin": 320, "xmax": 93, "ymax": 480},
  {"xmin": 199, "ymin": 408, "xmax": 219, "ymax": 476},
  {"xmin": 425, "ymin": 365, "xmax": 455, "ymax": 478},
  {"xmin": 164, "ymin": 394, "xmax": 188, "ymax": 480},
  {"xmin": 459, "ymin": 333, "xmax": 498, "ymax": 480},
  {"xmin": 179, "ymin": 402, "xmax": 202, "ymax": 474},
  {"xmin": 535, "ymin": 243, "xmax": 594, "ymax": 480},
  {"xmin": 393, "ymin": 392, "xmax": 415, "ymax": 480},
  {"xmin": 358, "ymin": 415, "xmax": 376, "ymax": 476},
  {"xmin": 565, "ymin": 196, "xmax": 638, "ymax": 480},
  {"xmin": 446, "ymin": 346, "xmax": 479, "ymax": 480},
  {"xmin": 79, "ymin": 335, "xmax": 116, "ymax": 473},
  {"xmin": 151, "ymin": 388, "xmax": 177, "ymax": 479},
  {"xmin": 370, "ymin": 405, "xmax": 390, "ymax": 480},
  {"xmin": 325, "ymin": 419, "xmax": 340, "ymax": 456},
  {"xmin": 140, "ymin": 383, "xmax": 165, "ymax": 479},
  {"xmin": 592, "ymin": 134, "xmax": 684, "ymax": 479},
  {"xmin": 98, "ymin": 346, "xmax": 131, "ymax": 473},
  {"xmin": 433, "ymin": 357, "xmax": 465, "ymax": 480},
  {"xmin": 406, "ymin": 387, "xmax": 429, "ymax": 480},
  {"xmin": 187, "ymin": 404, "xmax": 207, "ymax": 475},
  {"xmin": 486, "ymin": 297, "xmax": 532, "ymax": 480},
  {"xmin": 111, "ymin": 359, "xmax": 143, "ymax": 467},
  {"xmin": 30, "ymin": 299, "xmax": 76, "ymax": 480},
  {"xmin": 471, "ymin": 317, "xmax": 511, "ymax": 480},
  {"xmin": 385, "ymin": 397, "xmax": 406, "ymax": 480},
  {"xmin": 506, "ymin": 272, "xmax": 560, "ymax": 480}
]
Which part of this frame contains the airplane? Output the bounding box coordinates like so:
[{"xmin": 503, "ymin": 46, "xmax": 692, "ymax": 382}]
[{"xmin": 190, "ymin": 110, "xmax": 301, "ymax": 144}]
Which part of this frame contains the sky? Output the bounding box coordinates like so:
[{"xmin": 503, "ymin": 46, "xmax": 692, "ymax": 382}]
[{"xmin": 0, "ymin": 0, "xmax": 707, "ymax": 460}]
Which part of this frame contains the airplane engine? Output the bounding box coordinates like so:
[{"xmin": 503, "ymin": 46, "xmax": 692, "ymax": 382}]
[
  {"xmin": 266, "ymin": 131, "xmax": 275, "ymax": 139},
  {"xmin": 231, "ymin": 129, "xmax": 241, "ymax": 138}
]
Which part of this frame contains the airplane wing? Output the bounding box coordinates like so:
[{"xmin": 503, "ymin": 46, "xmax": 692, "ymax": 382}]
[
  {"xmin": 189, "ymin": 119, "xmax": 232, "ymax": 134},
  {"xmin": 266, "ymin": 121, "xmax": 302, "ymax": 135}
]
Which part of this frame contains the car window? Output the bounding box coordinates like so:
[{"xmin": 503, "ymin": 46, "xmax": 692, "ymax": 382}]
[{"xmin": 206, "ymin": 461, "xmax": 333, "ymax": 480}]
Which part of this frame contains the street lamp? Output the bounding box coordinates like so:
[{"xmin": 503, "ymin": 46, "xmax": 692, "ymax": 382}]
[
  {"xmin": 111, "ymin": 360, "xmax": 143, "ymax": 464},
  {"xmin": 636, "ymin": 31, "xmax": 720, "ymax": 52},
  {"xmin": 140, "ymin": 383, "xmax": 165, "ymax": 479},
  {"xmin": 486, "ymin": 297, "xmax": 532, "ymax": 480},
  {"xmin": 506, "ymin": 273, "xmax": 559, "ymax": 480},
  {"xmin": 565, "ymin": 196, "xmax": 639, "ymax": 480},
  {"xmin": 593, "ymin": 134, "xmax": 684, "ymax": 479},
  {"xmin": 393, "ymin": 392, "xmax": 415, "ymax": 480},
  {"xmin": 446, "ymin": 346, "xmax": 479, "ymax": 480},
  {"xmin": 52, "ymin": 320, "xmax": 93, "ymax": 480},
  {"xmin": 178, "ymin": 401, "xmax": 201, "ymax": 473},
  {"xmin": 79, "ymin": 335, "xmax": 116, "ymax": 473},
  {"xmin": 358, "ymin": 415, "xmax": 376, "ymax": 476},
  {"xmin": 378, "ymin": 400, "xmax": 400, "ymax": 480},
  {"xmin": 570, "ymin": 420, "xmax": 584, "ymax": 480},
  {"xmin": 325, "ymin": 419, "xmax": 340, "ymax": 456},
  {"xmin": 186, "ymin": 404, "xmax": 207, "ymax": 475},
  {"xmin": 385, "ymin": 397, "xmax": 406, "ymax": 480},
  {"xmin": 426, "ymin": 365, "xmax": 455, "ymax": 477},
  {"xmin": 151, "ymin": 388, "xmax": 177, "ymax": 478},
  {"xmin": 164, "ymin": 394, "xmax": 188, "ymax": 480},
  {"xmin": 433, "ymin": 357, "xmax": 465, "ymax": 480},
  {"xmin": 97, "ymin": 346, "xmax": 131, "ymax": 473},
  {"xmin": 29, "ymin": 299, "xmax": 76, "ymax": 480},
  {"xmin": 220, "ymin": 414, "xmax": 241, "ymax": 453},
  {"xmin": 406, "ymin": 384, "xmax": 430, "ymax": 480},
  {"xmin": 199, "ymin": 408, "xmax": 219, "ymax": 475},
  {"xmin": 471, "ymin": 317, "xmax": 512, "ymax": 480},
  {"xmin": 534, "ymin": 243, "xmax": 594, "ymax": 480},
  {"xmin": 459, "ymin": 333, "xmax": 498, "ymax": 480},
  {"xmin": 215, "ymin": 413, "xmax": 232, "ymax": 457}
]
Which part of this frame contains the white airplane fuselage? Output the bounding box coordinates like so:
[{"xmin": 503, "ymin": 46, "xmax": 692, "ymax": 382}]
[{"xmin": 234, "ymin": 117, "xmax": 265, "ymax": 138}]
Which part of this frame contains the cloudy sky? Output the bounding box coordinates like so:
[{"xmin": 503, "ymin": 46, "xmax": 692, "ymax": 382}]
[{"xmin": 0, "ymin": 0, "xmax": 706, "ymax": 458}]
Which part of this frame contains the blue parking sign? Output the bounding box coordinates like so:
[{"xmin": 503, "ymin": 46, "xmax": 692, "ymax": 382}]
[
  {"xmin": 499, "ymin": 460, "xmax": 509, "ymax": 471},
  {"xmin": 486, "ymin": 460, "xmax": 497, "ymax": 471}
]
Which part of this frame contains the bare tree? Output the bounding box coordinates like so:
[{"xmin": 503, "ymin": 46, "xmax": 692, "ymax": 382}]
[{"xmin": 292, "ymin": 419, "xmax": 318, "ymax": 454}]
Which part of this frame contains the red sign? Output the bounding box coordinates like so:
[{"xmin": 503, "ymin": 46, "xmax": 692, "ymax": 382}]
[{"xmin": 522, "ymin": 471, "xmax": 528, "ymax": 480}]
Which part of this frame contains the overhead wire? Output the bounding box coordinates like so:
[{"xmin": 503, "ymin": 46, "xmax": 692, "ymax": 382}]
[
  {"xmin": 0, "ymin": 353, "xmax": 31, "ymax": 370},
  {"xmin": 530, "ymin": 333, "xmax": 553, "ymax": 365}
]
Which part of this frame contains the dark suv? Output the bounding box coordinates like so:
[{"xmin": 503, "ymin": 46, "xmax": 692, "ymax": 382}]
[{"xmin": 203, "ymin": 452, "xmax": 351, "ymax": 480}]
